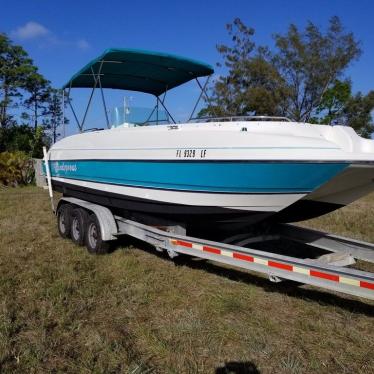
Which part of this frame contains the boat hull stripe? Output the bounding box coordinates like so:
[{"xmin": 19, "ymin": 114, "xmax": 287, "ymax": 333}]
[{"xmin": 47, "ymin": 160, "xmax": 348, "ymax": 193}]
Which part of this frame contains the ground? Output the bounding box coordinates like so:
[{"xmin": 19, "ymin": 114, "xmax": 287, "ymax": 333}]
[{"xmin": 0, "ymin": 186, "xmax": 373, "ymax": 373}]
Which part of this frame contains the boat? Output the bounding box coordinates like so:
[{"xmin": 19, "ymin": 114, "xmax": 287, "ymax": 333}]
[{"xmin": 46, "ymin": 48, "xmax": 374, "ymax": 230}]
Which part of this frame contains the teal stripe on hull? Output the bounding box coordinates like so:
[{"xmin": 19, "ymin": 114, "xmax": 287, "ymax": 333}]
[{"xmin": 48, "ymin": 160, "xmax": 348, "ymax": 193}]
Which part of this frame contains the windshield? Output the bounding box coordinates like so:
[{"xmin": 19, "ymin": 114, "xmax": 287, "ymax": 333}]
[{"xmin": 110, "ymin": 105, "xmax": 169, "ymax": 127}]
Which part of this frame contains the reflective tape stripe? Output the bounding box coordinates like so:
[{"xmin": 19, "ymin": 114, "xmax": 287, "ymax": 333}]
[
  {"xmin": 203, "ymin": 246, "xmax": 221, "ymax": 254},
  {"xmin": 254, "ymin": 257, "xmax": 268, "ymax": 265},
  {"xmin": 233, "ymin": 252, "xmax": 254, "ymax": 262},
  {"xmin": 340, "ymin": 277, "xmax": 360, "ymax": 287},
  {"xmin": 360, "ymin": 281, "xmax": 374, "ymax": 290},
  {"xmin": 221, "ymin": 250, "xmax": 233, "ymax": 258},
  {"xmin": 192, "ymin": 243, "xmax": 203, "ymax": 251},
  {"xmin": 268, "ymin": 261, "xmax": 293, "ymax": 271},
  {"xmin": 169, "ymin": 238, "xmax": 373, "ymax": 291},
  {"xmin": 174, "ymin": 240, "xmax": 192, "ymax": 248},
  {"xmin": 293, "ymin": 266, "xmax": 309, "ymax": 275},
  {"xmin": 310, "ymin": 270, "xmax": 339, "ymax": 282}
]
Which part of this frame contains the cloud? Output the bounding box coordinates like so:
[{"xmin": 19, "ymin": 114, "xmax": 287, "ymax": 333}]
[
  {"xmin": 11, "ymin": 21, "xmax": 50, "ymax": 40},
  {"xmin": 76, "ymin": 38, "xmax": 90, "ymax": 50},
  {"xmin": 11, "ymin": 21, "xmax": 90, "ymax": 51}
]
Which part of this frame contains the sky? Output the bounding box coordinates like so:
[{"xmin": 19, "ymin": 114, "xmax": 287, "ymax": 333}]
[{"xmin": 1, "ymin": 0, "xmax": 374, "ymax": 133}]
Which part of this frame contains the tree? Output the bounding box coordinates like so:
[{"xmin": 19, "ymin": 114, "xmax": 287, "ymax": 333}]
[
  {"xmin": 273, "ymin": 16, "xmax": 361, "ymax": 122},
  {"xmin": 0, "ymin": 32, "xmax": 55, "ymax": 159},
  {"xmin": 0, "ymin": 33, "xmax": 35, "ymax": 129},
  {"xmin": 23, "ymin": 71, "xmax": 51, "ymax": 133},
  {"xmin": 30, "ymin": 125, "xmax": 50, "ymax": 158},
  {"xmin": 341, "ymin": 91, "xmax": 374, "ymax": 138},
  {"xmin": 315, "ymin": 79, "xmax": 352, "ymax": 125},
  {"xmin": 44, "ymin": 88, "xmax": 68, "ymax": 143},
  {"xmin": 311, "ymin": 81, "xmax": 374, "ymax": 136},
  {"xmin": 204, "ymin": 17, "xmax": 367, "ymax": 132},
  {"xmin": 0, "ymin": 33, "xmax": 37, "ymax": 152},
  {"xmin": 0, "ymin": 124, "xmax": 35, "ymax": 153},
  {"xmin": 204, "ymin": 19, "xmax": 288, "ymax": 117}
]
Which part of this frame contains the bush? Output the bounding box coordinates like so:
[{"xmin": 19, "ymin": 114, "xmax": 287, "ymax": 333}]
[{"xmin": 0, "ymin": 151, "xmax": 34, "ymax": 187}]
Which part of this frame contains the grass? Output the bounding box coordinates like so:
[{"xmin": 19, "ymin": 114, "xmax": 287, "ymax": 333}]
[{"xmin": 0, "ymin": 186, "xmax": 373, "ymax": 373}]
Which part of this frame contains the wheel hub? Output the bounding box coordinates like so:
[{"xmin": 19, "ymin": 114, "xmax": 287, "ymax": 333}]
[
  {"xmin": 59, "ymin": 214, "xmax": 65, "ymax": 232},
  {"xmin": 88, "ymin": 223, "xmax": 97, "ymax": 248},
  {"xmin": 72, "ymin": 218, "xmax": 80, "ymax": 239}
]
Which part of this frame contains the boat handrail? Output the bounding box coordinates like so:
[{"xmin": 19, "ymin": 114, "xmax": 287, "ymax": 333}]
[
  {"xmin": 136, "ymin": 119, "xmax": 170, "ymax": 126},
  {"xmin": 188, "ymin": 115, "xmax": 292, "ymax": 123},
  {"xmin": 83, "ymin": 128, "xmax": 105, "ymax": 132},
  {"xmin": 113, "ymin": 115, "xmax": 292, "ymax": 128}
]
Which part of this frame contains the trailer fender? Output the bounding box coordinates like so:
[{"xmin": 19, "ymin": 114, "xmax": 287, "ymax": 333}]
[{"xmin": 59, "ymin": 197, "xmax": 117, "ymax": 241}]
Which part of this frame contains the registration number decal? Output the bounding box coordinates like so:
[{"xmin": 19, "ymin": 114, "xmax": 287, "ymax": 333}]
[{"xmin": 176, "ymin": 149, "xmax": 207, "ymax": 158}]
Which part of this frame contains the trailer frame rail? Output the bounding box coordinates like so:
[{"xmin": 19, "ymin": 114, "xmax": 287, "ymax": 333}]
[{"xmin": 114, "ymin": 216, "xmax": 374, "ymax": 300}]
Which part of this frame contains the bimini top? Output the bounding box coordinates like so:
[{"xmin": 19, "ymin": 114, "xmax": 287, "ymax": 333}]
[{"xmin": 63, "ymin": 48, "xmax": 214, "ymax": 96}]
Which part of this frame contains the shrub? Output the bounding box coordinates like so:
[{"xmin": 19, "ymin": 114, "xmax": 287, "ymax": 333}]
[{"xmin": 0, "ymin": 151, "xmax": 34, "ymax": 187}]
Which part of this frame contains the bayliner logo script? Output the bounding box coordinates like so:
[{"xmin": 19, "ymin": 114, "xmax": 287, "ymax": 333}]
[{"xmin": 53, "ymin": 162, "xmax": 77, "ymax": 174}]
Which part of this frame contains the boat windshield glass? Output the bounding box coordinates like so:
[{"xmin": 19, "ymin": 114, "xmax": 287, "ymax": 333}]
[{"xmin": 110, "ymin": 106, "xmax": 169, "ymax": 127}]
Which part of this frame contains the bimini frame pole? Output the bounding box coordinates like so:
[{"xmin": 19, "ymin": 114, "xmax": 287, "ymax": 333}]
[
  {"xmin": 66, "ymin": 84, "xmax": 81, "ymax": 131},
  {"xmin": 156, "ymin": 96, "xmax": 159, "ymax": 125},
  {"xmin": 61, "ymin": 89, "xmax": 65, "ymax": 138},
  {"xmin": 189, "ymin": 75, "xmax": 211, "ymax": 121},
  {"xmin": 142, "ymin": 91, "xmax": 169, "ymax": 125},
  {"xmin": 67, "ymin": 62, "xmax": 106, "ymax": 132},
  {"xmin": 81, "ymin": 78, "xmax": 98, "ymax": 131},
  {"xmin": 156, "ymin": 89, "xmax": 176, "ymax": 124},
  {"xmin": 92, "ymin": 62, "xmax": 110, "ymax": 128},
  {"xmin": 143, "ymin": 104, "xmax": 157, "ymax": 125}
]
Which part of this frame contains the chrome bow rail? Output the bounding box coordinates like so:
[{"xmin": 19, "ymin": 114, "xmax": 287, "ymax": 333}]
[{"xmin": 188, "ymin": 115, "xmax": 292, "ymax": 123}]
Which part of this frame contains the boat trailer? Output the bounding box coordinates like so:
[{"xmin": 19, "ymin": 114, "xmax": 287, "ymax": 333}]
[{"xmin": 53, "ymin": 195, "xmax": 374, "ymax": 301}]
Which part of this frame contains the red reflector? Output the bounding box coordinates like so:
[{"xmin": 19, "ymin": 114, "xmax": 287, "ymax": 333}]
[
  {"xmin": 360, "ymin": 281, "xmax": 374, "ymax": 290},
  {"xmin": 268, "ymin": 261, "xmax": 293, "ymax": 271},
  {"xmin": 175, "ymin": 240, "xmax": 192, "ymax": 248},
  {"xmin": 203, "ymin": 246, "xmax": 221, "ymax": 254},
  {"xmin": 310, "ymin": 270, "xmax": 339, "ymax": 282},
  {"xmin": 233, "ymin": 252, "xmax": 254, "ymax": 262}
]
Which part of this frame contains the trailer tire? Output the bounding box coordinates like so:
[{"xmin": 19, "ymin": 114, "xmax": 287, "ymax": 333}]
[
  {"xmin": 57, "ymin": 204, "xmax": 72, "ymax": 238},
  {"xmin": 70, "ymin": 208, "xmax": 88, "ymax": 246},
  {"xmin": 85, "ymin": 214, "xmax": 111, "ymax": 254}
]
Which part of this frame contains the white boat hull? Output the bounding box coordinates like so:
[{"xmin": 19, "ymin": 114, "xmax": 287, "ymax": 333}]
[{"xmin": 48, "ymin": 120, "xmax": 374, "ymax": 227}]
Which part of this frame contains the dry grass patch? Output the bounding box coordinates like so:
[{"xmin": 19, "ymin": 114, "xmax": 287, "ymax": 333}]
[{"xmin": 0, "ymin": 187, "xmax": 373, "ymax": 373}]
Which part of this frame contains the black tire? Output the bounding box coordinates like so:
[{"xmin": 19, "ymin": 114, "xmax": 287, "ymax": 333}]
[
  {"xmin": 57, "ymin": 204, "xmax": 72, "ymax": 238},
  {"xmin": 70, "ymin": 208, "xmax": 88, "ymax": 246},
  {"xmin": 85, "ymin": 214, "xmax": 111, "ymax": 254}
]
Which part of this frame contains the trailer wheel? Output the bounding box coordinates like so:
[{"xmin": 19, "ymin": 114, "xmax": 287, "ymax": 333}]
[
  {"xmin": 70, "ymin": 208, "xmax": 88, "ymax": 246},
  {"xmin": 57, "ymin": 204, "xmax": 72, "ymax": 238},
  {"xmin": 85, "ymin": 214, "xmax": 111, "ymax": 254}
]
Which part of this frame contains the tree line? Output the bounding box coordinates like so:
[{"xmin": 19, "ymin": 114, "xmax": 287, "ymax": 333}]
[
  {"xmin": 203, "ymin": 17, "xmax": 374, "ymax": 138},
  {"xmin": 0, "ymin": 33, "xmax": 67, "ymax": 158}
]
